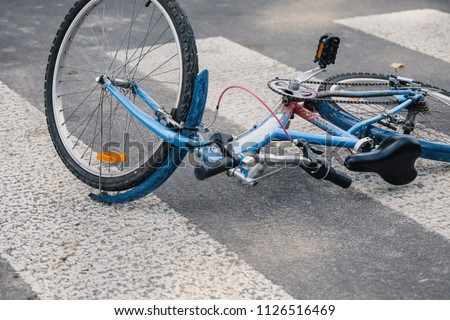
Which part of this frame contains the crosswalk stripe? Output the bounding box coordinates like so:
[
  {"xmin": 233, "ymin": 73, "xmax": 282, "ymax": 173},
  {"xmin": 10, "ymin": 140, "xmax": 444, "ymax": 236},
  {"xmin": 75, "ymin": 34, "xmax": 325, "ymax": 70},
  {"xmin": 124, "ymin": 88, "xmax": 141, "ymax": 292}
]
[
  {"xmin": 335, "ymin": 9, "xmax": 450, "ymax": 64},
  {"xmin": 0, "ymin": 81, "xmax": 291, "ymax": 299}
]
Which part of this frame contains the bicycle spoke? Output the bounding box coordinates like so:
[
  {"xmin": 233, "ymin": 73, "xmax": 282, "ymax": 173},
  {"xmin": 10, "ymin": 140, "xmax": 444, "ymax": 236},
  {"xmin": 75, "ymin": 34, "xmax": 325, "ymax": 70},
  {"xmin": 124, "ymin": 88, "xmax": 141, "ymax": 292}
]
[
  {"xmin": 129, "ymin": 25, "xmax": 171, "ymax": 78},
  {"xmin": 110, "ymin": 35, "xmax": 175, "ymax": 77},
  {"xmin": 63, "ymin": 46, "xmax": 102, "ymax": 75},
  {"xmin": 108, "ymin": 89, "xmax": 113, "ymax": 173},
  {"xmin": 61, "ymin": 65, "xmax": 102, "ymax": 74},
  {"xmin": 61, "ymin": 84, "xmax": 100, "ymax": 126},
  {"xmin": 60, "ymin": 97, "xmax": 101, "ymax": 112},
  {"xmin": 122, "ymin": 7, "xmax": 161, "ymax": 77},
  {"xmin": 68, "ymin": 102, "xmax": 101, "ymax": 141},
  {"xmin": 99, "ymin": 89, "xmax": 104, "ymax": 190},
  {"xmin": 82, "ymin": 97, "xmax": 123, "ymax": 160},
  {"xmin": 144, "ymin": 67, "xmax": 179, "ymax": 78},
  {"xmin": 107, "ymin": 0, "xmax": 146, "ymax": 73},
  {"xmin": 58, "ymin": 88, "xmax": 100, "ymax": 98},
  {"xmin": 85, "ymin": 97, "xmax": 102, "ymax": 163},
  {"xmin": 124, "ymin": 0, "xmax": 138, "ymax": 75},
  {"xmin": 136, "ymin": 53, "xmax": 178, "ymax": 83}
]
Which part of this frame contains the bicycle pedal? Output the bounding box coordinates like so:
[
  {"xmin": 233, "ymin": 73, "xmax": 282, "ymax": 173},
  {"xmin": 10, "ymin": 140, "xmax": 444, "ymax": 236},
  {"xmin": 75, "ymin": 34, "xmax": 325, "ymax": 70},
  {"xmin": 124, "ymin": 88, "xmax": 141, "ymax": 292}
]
[{"xmin": 314, "ymin": 33, "xmax": 340, "ymax": 68}]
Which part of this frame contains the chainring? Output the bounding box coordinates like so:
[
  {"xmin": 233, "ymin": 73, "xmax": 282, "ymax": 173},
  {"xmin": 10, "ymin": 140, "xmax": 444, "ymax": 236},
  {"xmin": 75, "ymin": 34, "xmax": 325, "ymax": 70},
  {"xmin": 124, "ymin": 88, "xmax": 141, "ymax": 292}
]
[{"xmin": 268, "ymin": 78, "xmax": 317, "ymax": 100}]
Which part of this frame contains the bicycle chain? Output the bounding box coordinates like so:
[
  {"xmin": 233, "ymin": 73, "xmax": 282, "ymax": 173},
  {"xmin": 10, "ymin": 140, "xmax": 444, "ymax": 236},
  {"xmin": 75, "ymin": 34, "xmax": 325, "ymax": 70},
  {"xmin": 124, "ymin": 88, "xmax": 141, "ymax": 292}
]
[
  {"xmin": 269, "ymin": 79, "xmax": 431, "ymax": 113},
  {"xmin": 302, "ymin": 80, "xmax": 389, "ymax": 87},
  {"xmin": 268, "ymin": 78, "xmax": 395, "ymax": 105}
]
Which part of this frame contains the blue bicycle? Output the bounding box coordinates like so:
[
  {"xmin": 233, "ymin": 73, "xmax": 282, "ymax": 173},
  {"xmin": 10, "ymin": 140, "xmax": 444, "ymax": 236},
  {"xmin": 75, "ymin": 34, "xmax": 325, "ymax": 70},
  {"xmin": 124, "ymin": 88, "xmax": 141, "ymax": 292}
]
[{"xmin": 45, "ymin": 0, "xmax": 450, "ymax": 203}]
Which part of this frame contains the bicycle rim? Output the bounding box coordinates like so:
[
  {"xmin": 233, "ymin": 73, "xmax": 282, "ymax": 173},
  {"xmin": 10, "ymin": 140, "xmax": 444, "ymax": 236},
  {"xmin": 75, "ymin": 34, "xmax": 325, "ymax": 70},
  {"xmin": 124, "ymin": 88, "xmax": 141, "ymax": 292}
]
[{"xmin": 46, "ymin": 0, "xmax": 197, "ymax": 190}]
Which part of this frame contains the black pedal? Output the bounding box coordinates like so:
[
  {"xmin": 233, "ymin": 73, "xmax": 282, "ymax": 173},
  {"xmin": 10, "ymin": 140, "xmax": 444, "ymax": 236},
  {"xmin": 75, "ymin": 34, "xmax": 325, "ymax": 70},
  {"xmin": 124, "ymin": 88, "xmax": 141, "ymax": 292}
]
[{"xmin": 314, "ymin": 33, "xmax": 340, "ymax": 68}]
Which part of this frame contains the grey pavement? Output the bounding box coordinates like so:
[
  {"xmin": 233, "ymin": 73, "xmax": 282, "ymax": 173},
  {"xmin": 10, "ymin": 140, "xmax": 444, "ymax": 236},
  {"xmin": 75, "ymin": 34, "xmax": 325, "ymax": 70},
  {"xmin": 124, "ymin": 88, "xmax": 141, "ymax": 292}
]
[{"xmin": 0, "ymin": 0, "xmax": 449, "ymax": 299}]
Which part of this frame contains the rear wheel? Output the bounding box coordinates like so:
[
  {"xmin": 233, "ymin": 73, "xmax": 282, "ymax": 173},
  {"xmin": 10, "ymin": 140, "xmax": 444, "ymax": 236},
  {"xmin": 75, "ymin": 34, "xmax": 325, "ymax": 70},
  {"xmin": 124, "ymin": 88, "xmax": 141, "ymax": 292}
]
[
  {"xmin": 317, "ymin": 73, "xmax": 450, "ymax": 162},
  {"xmin": 45, "ymin": 0, "xmax": 198, "ymax": 191}
]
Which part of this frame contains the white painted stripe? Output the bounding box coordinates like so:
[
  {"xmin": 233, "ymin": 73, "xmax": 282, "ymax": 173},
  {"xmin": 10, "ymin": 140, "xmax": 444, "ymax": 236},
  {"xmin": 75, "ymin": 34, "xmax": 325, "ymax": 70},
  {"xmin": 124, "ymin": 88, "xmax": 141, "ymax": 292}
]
[
  {"xmin": 335, "ymin": 9, "xmax": 450, "ymax": 64},
  {"xmin": 200, "ymin": 37, "xmax": 287, "ymax": 120},
  {"xmin": 196, "ymin": 37, "xmax": 320, "ymax": 133},
  {"xmin": 0, "ymin": 81, "xmax": 291, "ymax": 299},
  {"xmin": 351, "ymin": 157, "xmax": 450, "ymax": 239}
]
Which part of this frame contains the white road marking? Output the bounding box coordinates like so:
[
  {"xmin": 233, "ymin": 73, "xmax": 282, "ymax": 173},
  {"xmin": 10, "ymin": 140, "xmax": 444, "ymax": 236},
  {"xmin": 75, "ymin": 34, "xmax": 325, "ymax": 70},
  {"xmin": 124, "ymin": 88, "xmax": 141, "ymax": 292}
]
[
  {"xmin": 335, "ymin": 9, "xmax": 450, "ymax": 64},
  {"xmin": 198, "ymin": 37, "xmax": 300, "ymax": 128},
  {"xmin": 0, "ymin": 81, "xmax": 291, "ymax": 299}
]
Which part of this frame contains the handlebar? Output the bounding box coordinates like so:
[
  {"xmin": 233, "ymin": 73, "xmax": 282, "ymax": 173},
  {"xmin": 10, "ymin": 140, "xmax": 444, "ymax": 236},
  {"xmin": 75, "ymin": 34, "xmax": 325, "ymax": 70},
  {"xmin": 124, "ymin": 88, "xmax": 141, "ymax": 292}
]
[{"xmin": 301, "ymin": 159, "xmax": 352, "ymax": 189}]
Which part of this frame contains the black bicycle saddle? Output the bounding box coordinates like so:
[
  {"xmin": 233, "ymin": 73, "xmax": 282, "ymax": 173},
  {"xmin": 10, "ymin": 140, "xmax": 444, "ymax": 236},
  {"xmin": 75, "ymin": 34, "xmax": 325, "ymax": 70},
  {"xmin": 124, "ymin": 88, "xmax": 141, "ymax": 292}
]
[{"xmin": 345, "ymin": 135, "xmax": 422, "ymax": 185}]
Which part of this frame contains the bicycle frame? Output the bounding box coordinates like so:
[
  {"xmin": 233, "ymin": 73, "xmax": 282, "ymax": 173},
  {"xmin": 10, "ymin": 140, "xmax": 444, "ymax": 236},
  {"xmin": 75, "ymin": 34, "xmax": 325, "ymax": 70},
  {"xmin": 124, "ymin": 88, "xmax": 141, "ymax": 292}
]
[{"xmin": 100, "ymin": 74, "xmax": 424, "ymax": 164}]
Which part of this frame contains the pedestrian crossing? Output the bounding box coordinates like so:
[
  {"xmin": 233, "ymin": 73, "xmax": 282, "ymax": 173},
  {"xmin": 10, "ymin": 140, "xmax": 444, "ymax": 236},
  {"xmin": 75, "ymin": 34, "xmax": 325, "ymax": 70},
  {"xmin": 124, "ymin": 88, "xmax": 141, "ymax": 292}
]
[
  {"xmin": 335, "ymin": 9, "xmax": 450, "ymax": 64},
  {"xmin": 1, "ymin": 8, "xmax": 450, "ymax": 299}
]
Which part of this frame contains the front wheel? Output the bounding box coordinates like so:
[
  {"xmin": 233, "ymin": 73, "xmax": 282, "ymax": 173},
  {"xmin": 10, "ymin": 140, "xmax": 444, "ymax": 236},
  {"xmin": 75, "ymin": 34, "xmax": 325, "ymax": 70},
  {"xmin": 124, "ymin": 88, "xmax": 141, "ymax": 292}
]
[
  {"xmin": 45, "ymin": 0, "xmax": 198, "ymax": 191},
  {"xmin": 316, "ymin": 73, "xmax": 450, "ymax": 162}
]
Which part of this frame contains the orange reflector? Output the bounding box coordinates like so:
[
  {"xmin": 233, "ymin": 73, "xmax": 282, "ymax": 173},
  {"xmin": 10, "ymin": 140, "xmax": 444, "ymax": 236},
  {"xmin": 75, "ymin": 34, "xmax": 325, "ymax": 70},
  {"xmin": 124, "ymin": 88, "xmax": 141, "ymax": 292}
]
[
  {"xmin": 316, "ymin": 42, "xmax": 325, "ymax": 59},
  {"xmin": 96, "ymin": 151, "xmax": 126, "ymax": 163}
]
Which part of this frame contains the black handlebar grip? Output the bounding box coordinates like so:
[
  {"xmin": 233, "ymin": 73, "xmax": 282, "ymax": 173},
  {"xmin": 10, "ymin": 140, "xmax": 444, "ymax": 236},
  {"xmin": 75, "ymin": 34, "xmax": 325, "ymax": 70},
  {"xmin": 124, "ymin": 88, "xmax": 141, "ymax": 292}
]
[
  {"xmin": 194, "ymin": 157, "xmax": 236, "ymax": 181},
  {"xmin": 324, "ymin": 166, "xmax": 352, "ymax": 189},
  {"xmin": 302, "ymin": 159, "xmax": 352, "ymax": 189}
]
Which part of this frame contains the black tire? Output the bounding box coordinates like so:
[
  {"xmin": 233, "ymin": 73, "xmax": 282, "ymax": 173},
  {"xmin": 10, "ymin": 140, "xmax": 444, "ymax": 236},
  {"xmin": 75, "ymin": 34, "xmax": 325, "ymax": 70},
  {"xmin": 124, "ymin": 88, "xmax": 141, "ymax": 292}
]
[
  {"xmin": 316, "ymin": 73, "xmax": 450, "ymax": 161},
  {"xmin": 45, "ymin": 0, "xmax": 198, "ymax": 191}
]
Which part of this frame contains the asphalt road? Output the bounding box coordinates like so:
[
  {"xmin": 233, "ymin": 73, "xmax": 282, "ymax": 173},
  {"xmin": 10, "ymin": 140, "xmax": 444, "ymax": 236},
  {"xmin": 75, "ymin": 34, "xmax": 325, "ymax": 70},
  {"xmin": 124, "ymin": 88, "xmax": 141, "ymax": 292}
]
[{"xmin": 0, "ymin": 0, "xmax": 449, "ymax": 299}]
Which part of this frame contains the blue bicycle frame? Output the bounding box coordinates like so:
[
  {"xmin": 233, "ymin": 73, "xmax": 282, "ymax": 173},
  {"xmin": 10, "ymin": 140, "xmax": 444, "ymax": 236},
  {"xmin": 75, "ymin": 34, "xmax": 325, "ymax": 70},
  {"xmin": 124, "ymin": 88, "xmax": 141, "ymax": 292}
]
[{"xmin": 100, "ymin": 74, "xmax": 424, "ymax": 164}]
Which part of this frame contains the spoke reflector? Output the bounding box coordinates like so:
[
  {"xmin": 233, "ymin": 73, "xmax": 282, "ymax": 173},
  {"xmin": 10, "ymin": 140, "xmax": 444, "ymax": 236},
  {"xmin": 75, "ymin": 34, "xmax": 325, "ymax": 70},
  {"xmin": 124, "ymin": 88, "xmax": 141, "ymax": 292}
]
[{"xmin": 96, "ymin": 152, "xmax": 126, "ymax": 163}]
